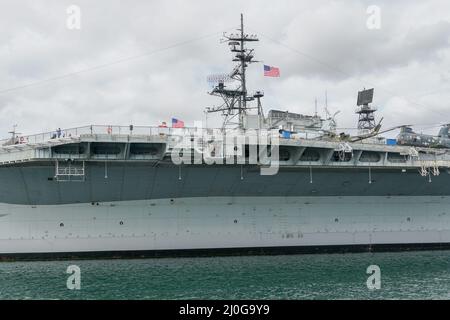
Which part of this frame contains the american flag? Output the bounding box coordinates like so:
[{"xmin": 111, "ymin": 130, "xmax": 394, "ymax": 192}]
[
  {"xmin": 172, "ymin": 118, "xmax": 185, "ymax": 128},
  {"xmin": 264, "ymin": 65, "xmax": 280, "ymax": 77}
]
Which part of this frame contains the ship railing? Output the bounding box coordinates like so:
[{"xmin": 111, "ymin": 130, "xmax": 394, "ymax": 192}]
[
  {"xmin": 0, "ymin": 125, "xmax": 283, "ymax": 148},
  {"xmin": 0, "ymin": 125, "xmax": 189, "ymax": 147},
  {"xmin": 57, "ymin": 167, "xmax": 84, "ymax": 176},
  {"xmin": 54, "ymin": 160, "xmax": 86, "ymax": 182},
  {"xmin": 1, "ymin": 124, "xmax": 394, "ymax": 151}
]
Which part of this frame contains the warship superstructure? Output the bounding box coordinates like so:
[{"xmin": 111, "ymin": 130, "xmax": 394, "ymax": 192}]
[{"xmin": 1, "ymin": 15, "xmax": 450, "ymax": 260}]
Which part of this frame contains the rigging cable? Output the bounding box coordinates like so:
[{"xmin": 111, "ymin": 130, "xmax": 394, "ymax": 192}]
[
  {"xmin": 0, "ymin": 28, "xmax": 233, "ymax": 95},
  {"xmin": 251, "ymin": 28, "xmax": 449, "ymax": 119}
]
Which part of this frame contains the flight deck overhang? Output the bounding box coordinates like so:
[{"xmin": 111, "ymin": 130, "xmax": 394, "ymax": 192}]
[{"xmin": 1, "ymin": 126, "xmax": 450, "ymax": 174}]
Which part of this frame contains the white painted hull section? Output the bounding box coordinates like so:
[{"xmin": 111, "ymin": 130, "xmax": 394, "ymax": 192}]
[{"xmin": 0, "ymin": 196, "xmax": 449, "ymax": 254}]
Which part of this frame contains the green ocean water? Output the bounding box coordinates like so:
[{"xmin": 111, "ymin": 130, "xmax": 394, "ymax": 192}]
[{"xmin": 0, "ymin": 250, "xmax": 449, "ymax": 300}]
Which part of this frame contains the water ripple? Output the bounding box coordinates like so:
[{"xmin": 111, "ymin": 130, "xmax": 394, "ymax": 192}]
[{"xmin": 0, "ymin": 250, "xmax": 449, "ymax": 299}]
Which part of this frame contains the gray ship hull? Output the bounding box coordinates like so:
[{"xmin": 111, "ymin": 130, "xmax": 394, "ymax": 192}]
[
  {"xmin": 1, "ymin": 162, "xmax": 450, "ymax": 258},
  {"xmin": 2, "ymin": 162, "xmax": 450, "ymax": 205}
]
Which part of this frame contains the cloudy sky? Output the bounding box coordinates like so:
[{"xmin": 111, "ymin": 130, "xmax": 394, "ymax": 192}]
[{"xmin": 1, "ymin": 0, "xmax": 450, "ymax": 138}]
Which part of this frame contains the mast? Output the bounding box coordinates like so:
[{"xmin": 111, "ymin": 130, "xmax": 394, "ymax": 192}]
[
  {"xmin": 239, "ymin": 13, "xmax": 247, "ymax": 116},
  {"xmin": 206, "ymin": 14, "xmax": 261, "ymax": 129},
  {"xmin": 8, "ymin": 124, "xmax": 19, "ymax": 145}
]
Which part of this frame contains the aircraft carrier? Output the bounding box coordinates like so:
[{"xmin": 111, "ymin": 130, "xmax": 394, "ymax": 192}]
[{"xmin": 1, "ymin": 15, "xmax": 450, "ymax": 260}]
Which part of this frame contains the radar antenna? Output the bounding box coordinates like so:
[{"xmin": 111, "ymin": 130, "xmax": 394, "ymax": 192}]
[{"xmin": 356, "ymin": 88, "xmax": 377, "ymax": 131}]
